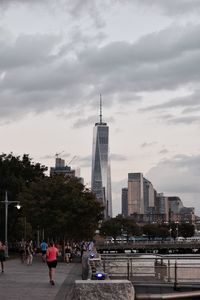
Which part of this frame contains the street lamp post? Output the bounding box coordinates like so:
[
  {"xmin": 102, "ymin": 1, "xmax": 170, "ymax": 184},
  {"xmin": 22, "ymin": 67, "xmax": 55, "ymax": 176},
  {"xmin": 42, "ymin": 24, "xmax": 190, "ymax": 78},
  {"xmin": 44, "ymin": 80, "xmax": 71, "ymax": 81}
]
[
  {"xmin": 175, "ymin": 222, "xmax": 179, "ymax": 240},
  {"xmin": 0, "ymin": 191, "xmax": 21, "ymax": 257},
  {"xmin": 169, "ymin": 227, "xmax": 172, "ymax": 240},
  {"xmin": 24, "ymin": 216, "xmax": 27, "ymax": 242}
]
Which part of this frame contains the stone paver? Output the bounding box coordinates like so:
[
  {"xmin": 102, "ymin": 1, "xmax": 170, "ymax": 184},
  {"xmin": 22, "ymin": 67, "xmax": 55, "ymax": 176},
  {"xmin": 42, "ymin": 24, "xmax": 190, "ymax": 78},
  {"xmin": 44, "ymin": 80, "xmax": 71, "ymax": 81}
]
[{"xmin": 0, "ymin": 256, "xmax": 81, "ymax": 300}]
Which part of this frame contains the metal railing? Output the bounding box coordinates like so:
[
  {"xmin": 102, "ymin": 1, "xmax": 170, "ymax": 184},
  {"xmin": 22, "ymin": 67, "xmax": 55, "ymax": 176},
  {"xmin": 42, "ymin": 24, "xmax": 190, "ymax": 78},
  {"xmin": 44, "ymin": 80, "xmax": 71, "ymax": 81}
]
[
  {"xmin": 97, "ymin": 240, "xmax": 200, "ymax": 252},
  {"xmin": 135, "ymin": 290, "xmax": 200, "ymax": 299},
  {"xmin": 100, "ymin": 253, "xmax": 200, "ymax": 290}
]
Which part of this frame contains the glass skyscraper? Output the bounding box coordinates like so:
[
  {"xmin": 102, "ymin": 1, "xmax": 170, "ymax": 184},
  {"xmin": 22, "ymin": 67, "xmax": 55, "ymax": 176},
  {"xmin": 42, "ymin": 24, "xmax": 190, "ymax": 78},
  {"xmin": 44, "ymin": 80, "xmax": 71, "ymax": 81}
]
[{"xmin": 91, "ymin": 98, "xmax": 112, "ymax": 218}]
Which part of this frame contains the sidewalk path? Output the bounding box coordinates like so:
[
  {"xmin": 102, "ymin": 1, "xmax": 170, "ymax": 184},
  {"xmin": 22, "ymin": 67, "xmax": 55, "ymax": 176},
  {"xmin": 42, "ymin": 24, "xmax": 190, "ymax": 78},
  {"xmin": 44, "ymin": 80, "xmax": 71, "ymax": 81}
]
[{"xmin": 0, "ymin": 256, "xmax": 81, "ymax": 300}]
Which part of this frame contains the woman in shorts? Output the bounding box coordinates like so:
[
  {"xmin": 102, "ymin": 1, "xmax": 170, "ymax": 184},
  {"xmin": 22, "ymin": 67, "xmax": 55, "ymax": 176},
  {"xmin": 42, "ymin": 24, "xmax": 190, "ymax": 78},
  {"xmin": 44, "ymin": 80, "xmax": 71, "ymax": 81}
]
[
  {"xmin": 64, "ymin": 243, "xmax": 72, "ymax": 263},
  {"xmin": 46, "ymin": 242, "xmax": 59, "ymax": 285}
]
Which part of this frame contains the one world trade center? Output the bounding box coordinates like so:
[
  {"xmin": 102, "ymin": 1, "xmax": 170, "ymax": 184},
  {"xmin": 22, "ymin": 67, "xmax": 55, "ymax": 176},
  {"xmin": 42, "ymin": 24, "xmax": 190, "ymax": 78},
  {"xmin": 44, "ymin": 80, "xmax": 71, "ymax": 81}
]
[{"xmin": 91, "ymin": 96, "xmax": 112, "ymax": 218}]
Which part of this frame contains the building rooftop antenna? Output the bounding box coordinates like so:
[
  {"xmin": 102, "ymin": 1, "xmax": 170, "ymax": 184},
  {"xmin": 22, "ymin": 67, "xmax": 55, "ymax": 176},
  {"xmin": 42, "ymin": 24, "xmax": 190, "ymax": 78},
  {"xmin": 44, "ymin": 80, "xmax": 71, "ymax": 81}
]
[{"xmin": 100, "ymin": 94, "xmax": 102, "ymax": 124}]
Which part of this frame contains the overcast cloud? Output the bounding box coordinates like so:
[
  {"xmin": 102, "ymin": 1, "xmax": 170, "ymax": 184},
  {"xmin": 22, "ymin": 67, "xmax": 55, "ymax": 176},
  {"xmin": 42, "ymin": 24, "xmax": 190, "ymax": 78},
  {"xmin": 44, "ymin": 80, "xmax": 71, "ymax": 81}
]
[
  {"xmin": 1, "ymin": 22, "xmax": 200, "ymax": 122},
  {"xmin": 146, "ymin": 155, "xmax": 200, "ymax": 211},
  {"xmin": 135, "ymin": 0, "xmax": 200, "ymax": 16},
  {"xmin": 2, "ymin": 0, "xmax": 200, "ymax": 16}
]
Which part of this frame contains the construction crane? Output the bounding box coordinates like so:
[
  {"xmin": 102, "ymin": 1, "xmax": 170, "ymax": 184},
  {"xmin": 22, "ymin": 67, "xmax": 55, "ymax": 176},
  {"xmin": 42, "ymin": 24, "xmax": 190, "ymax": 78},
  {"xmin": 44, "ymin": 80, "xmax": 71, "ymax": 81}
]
[
  {"xmin": 55, "ymin": 151, "xmax": 64, "ymax": 158},
  {"xmin": 67, "ymin": 155, "xmax": 77, "ymax": 166}
]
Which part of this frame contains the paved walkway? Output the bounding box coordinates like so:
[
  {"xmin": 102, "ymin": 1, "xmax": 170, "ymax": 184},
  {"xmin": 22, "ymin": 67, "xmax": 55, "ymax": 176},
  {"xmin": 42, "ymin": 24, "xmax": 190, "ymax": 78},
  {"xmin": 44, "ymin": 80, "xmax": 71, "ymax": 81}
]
[{"xmin": 0, "ymin": 256, "xmax": 82, "ymax": 300}]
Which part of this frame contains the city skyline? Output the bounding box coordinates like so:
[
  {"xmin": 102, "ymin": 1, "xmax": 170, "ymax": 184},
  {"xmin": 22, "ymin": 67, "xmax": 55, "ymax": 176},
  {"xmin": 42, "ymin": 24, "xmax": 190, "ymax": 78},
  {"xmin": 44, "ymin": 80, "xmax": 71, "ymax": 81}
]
[
  {"xmin": 0, "ymin": 1, "xmax": 200, "ymax": 216},
  {"xmin": 121, "ymin": 172, "xmax": 195, "ymax": 224}
]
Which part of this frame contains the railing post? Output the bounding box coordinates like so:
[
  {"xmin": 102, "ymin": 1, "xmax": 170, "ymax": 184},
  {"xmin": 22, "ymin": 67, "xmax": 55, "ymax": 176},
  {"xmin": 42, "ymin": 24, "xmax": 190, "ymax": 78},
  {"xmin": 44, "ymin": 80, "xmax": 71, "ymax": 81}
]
[
  {"xmin": 103, "ymin": 259, "xmax": 105, "ymax": 273},
  {"xmin": 174, "ymin": 260, "xmax": 178, "ymax": 291},
  {"xmin": 167, "ymin": 259, "xmax": 171, "ymax": 282},
  {"xmin": 127, "ymin": 258, "xmax": 130, "ymax": 280},
  {"xmin": 130, "ymin": 258, "xmax": 133, "ymax": 279}
]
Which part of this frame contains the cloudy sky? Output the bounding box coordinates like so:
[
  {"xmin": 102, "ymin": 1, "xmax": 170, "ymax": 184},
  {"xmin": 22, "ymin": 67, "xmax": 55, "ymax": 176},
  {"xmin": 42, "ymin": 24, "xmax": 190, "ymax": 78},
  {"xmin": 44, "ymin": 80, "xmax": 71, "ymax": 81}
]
[{"xmin": 0, "ymin": 0, "xmax": 200, "ymax": 216}]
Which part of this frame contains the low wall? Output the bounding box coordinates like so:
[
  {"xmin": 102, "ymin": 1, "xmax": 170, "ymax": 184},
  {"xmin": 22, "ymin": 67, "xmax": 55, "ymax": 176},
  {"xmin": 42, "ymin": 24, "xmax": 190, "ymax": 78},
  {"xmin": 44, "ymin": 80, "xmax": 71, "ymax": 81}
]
[
  {"xmin": 72, "ymin": 279, "xmax": 135, "ymax": 300},
  {"xmin": 80, "ymin": 250, "xmax": 135, "ymax": 299}
]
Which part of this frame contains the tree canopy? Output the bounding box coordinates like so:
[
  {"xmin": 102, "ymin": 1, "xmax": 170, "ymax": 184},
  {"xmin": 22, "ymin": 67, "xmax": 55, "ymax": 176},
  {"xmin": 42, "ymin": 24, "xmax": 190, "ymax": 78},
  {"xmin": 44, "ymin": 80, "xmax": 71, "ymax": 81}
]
[
  {"xmin": 100, "ymin": 217, "xmax": 141, "ymax": 242},
  {"xmin": 0, "ymin": 153, "xmax": 103, "ymax": 243},
  {"xmin": 143, "ymin": 224, "xmax": 169, "ymax": 240},
  {"xmin": 0, "ymin": 153, "xmax": 47, "ymax": 194},
  {"xmin": 18, "ymin": 175, "xmax": 103, "ymax": 242},
  {"xmin": 0, "ymin": 153, "xmax": 47, "ymax": 241}
]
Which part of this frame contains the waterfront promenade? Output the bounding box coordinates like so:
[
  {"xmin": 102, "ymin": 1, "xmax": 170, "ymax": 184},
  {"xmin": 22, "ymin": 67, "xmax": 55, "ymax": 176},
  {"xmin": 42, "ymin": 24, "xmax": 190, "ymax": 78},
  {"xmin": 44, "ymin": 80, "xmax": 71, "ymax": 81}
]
[{"xmin": 0, "ymin": 257, "xmax": 82, "ymax": 300}]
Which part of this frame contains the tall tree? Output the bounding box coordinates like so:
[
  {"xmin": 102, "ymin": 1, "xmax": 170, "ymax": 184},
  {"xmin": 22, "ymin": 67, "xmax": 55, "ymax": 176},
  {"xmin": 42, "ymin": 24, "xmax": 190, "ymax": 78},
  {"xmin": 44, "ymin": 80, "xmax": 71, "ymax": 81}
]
[
  {"xmin": 18, "ymin": 176, "xmax": 103, "ymax": 242},
  {"xmin": 0, "ymin": 153, "xmax": 47, "ymax": 241},
  {"xmin": 100, "ymin": 218, "xmax": 122, "ymax": 243},
  {"xmin": 119, "ymin": 218, "xmax": 141, "ymax": 242}
]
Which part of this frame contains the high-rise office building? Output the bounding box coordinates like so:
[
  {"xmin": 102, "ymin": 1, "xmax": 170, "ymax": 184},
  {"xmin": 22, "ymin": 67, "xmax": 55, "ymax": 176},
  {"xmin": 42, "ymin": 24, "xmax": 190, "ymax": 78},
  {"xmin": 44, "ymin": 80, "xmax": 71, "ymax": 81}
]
[
  {"xmin": 91, "ymin": 96, "xmax": 112, "ymax": 218},
  {"xmin": 155, "ymin": 192, "xmax": 169, "ymax": 222},
  {"xmin": 143, "ymin": 178, "xmax": 155, "ymax": 214},
  {"xmin": 122, "ymin": 187, "xmax": 128, "ymax": 217},
  {"xmin": 168, "ymin": 196, "xmax": 183, "ymax": 214},
  {"xmin": 128, "ymin": 173, "xmax": 144, "ymax": 215},
  {"xmin": 50, "ymin": 157, "xmax": 75, "ymax": 177},
  {"xmin": 50, "ymin": 156, "xmax": 84, "ymax": 184}
]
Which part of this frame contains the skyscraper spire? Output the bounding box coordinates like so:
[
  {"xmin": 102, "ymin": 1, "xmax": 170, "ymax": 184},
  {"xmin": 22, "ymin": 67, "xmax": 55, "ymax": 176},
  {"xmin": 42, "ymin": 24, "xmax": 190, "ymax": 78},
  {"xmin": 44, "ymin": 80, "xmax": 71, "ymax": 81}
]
[{"xmin": 99, "ymin": 94, "xmax": 102, "ymax": 124}]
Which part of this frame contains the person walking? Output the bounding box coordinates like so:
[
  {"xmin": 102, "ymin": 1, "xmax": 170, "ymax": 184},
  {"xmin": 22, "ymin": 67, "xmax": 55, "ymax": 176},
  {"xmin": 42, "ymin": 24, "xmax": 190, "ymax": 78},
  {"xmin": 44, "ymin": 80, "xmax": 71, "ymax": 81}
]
[
  {"xmin": 64, "ymin": 243, "xmax": 72, "ymax": 263},
  {"xmin": 26, "ymin": 240, "xmax": 34, "ymax": 265},
  {"xmin": 19, "ymin": 240, "xmax": 26, "ymax": 263},
  {"xmin": 46, "ymin": 242, "xmax": 59, "ymax": 285},
  {"xmin": 0, "ymin": 241, "xmax": 6, "ymax": 273},
  {"xmin": 40, "ymin": 240, "xmax": 48, "ymax": 263}
]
